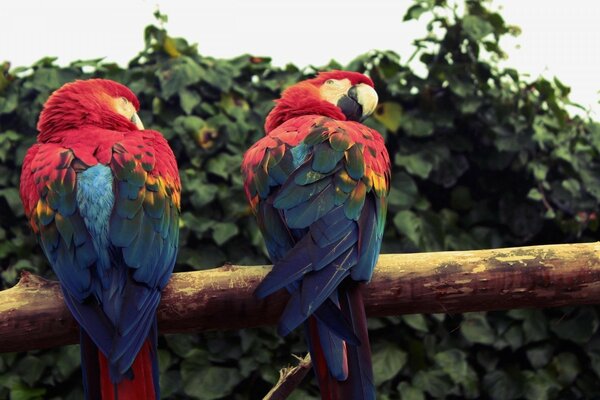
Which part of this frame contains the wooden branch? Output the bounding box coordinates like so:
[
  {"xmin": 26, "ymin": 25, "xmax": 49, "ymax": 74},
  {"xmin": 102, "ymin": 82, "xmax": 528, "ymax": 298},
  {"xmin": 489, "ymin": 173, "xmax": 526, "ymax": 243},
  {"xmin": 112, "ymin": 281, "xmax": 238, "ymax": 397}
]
[
  {"xmin": 263, "ymin": 354, "xmax": 312, "ymax": 400},
  {"xmin": 2, "ymin": 242, "xmax": 600, "ymax": 352}
]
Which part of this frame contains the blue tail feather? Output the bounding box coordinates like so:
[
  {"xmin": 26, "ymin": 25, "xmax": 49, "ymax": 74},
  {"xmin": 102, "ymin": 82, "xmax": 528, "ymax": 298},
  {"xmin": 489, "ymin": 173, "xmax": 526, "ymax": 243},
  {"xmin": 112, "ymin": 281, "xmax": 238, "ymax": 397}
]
[
  {"xmin": 300, "ymin": 248, "xmax": 356, "ymax": 315},
  {"xmin": 314, "ymin": 297, "xmax": 360, "ymax": 346},
  {"xmin": 314, "ymin": 318, "xmax": 348, "ymax": 380}
]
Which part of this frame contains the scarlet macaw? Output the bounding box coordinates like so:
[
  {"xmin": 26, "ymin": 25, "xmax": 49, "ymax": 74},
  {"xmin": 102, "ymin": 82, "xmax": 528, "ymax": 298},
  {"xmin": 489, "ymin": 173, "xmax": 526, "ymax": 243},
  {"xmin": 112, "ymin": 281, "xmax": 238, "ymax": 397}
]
[
  {"xmin": 242, "ymin": 71, "xmax": 390, "ymax": 399},
  {"xmin": 19, "ymin": 79, "xmax": 180, "ymax": 399}
]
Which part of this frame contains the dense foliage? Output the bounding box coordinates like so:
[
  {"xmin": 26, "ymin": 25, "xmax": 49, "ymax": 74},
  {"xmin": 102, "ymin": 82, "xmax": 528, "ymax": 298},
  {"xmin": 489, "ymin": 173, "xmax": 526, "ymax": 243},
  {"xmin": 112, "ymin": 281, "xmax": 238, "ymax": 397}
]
[{"xmin": 1, "ymin": 0, "xmax": 600, "ymax": 398}]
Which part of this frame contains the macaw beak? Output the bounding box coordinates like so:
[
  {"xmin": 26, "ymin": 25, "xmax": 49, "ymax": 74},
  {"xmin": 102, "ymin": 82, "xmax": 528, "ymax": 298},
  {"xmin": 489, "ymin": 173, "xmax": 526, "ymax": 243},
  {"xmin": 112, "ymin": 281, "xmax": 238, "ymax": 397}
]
[
  {"xmin": 337, "ymin": 83, "xmax": 378, "ymax": 122},
  {"xmin": 131, "ymin": 112, "xmax": 144, "ymax": 130}
]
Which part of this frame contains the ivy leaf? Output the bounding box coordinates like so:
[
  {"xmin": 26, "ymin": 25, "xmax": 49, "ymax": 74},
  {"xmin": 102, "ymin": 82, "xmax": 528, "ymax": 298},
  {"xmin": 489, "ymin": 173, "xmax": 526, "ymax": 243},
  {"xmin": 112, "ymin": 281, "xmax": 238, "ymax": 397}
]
[
  {"xmin": 526, "ymin": 345, "xmax": 553, "ymax": 369},
  {"xmin": 482, "ymin": 370, "xmax": 522, "ymax": 400},
  {"xmin": 400, "ymin": 113, "xmax": 434, "ymax": 137},
  {"xmin": 435, "ymin": 349, "xmax": 477, "ymax": 390},
  {"xmin": 212, "ymin": 222, "xmax": 239, "ymax": 245},
  {"xmin": 179, "ymin": 89, "xmax": 201, "ymax": 115},
  {"xmin": 397, "ymin": 382, "xmax": 425, "ymax": 400},
  {"xmin": 14, "ymin": 356, "xmax": 44, "ymax": 387},
  {"xmin": 372, "ymin": 342, "xmax": 407, "ymax": 385},
  {"xmin": 552, "ymin": 352, "xmax": 579, "ymax": 385},
  {"xmin": 157, "ymin": 56, "xmax": 203, "ymax": 98},
  {"xmin": 461, "ymin": 313, "xmax": 495, "ymax": 345},
  {"xmin": 551, "ymin": 307, "xmax": 599, "ymax": 344},
  {"xmin": 402, "ymin": 314, "xmax": 428, "ymax": 332},
  {"xmin": 393, "ymin": 210, "xmax": 421, "ymax": 246},
  {"xmin": 182, "ymin": 365, "xmax": 242, "ymax": 400},
  {"xmin": 522, "ymin": 370, "xmax": 561, "ymax": 400},
  {"xmin": 55, "ymin": 345, "xmax": 80, "ymax": 379},
  {"xmin": 395, "ymin": 153, "xmax": 433, "ymax": 179},
  {"xmin": 462, "ymin": 15, "xmax": 494, "ymax": 40},
  {"xmin": 9, "ymin": 384, "xmax": 46, "ymax": 400},
  {"xmin": 413, "ymin": 370, "xmax": 456, "ymax": 397},
  {"xmin": 374, "ymin": 102, "xmax": 403, "ymax": 132}
]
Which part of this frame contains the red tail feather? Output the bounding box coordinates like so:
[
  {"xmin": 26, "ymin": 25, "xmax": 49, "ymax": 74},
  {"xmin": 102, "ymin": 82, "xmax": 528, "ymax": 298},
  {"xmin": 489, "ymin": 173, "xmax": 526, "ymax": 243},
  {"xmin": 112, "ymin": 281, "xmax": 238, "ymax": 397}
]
[
  {"xmin": 98, "ymin": 340, "xmax": 156, "ymax": 400},
  {"xmin": 338, "ymin": 283, "xmax": 375, "ymax": 399},
  {"xmin": 308, "ymin": 284, "xmax": 375, "ymax": 400},
  {"xmin": 308, "ymin": 317, "xmax": 342, "ymax": 400}
]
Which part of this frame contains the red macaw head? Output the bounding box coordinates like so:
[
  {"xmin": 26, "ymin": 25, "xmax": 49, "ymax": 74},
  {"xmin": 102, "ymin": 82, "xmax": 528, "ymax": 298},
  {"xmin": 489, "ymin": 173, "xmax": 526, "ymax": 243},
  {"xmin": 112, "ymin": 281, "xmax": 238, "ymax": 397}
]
[
  {"xmin": 265, "ymin": 70, "xmax": 378, "ymax": 133},
  {"xmin": 37, "ymin": 79, "xmax": 144, "ymax": 142}
]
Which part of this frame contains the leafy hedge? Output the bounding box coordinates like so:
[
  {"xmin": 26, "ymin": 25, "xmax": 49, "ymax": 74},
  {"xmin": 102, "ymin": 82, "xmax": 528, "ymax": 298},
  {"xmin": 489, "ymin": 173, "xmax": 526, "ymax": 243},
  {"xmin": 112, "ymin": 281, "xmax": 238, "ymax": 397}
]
[{"xmin": 2, "ymin": 1, "xmax": 600, "ymax": 399}]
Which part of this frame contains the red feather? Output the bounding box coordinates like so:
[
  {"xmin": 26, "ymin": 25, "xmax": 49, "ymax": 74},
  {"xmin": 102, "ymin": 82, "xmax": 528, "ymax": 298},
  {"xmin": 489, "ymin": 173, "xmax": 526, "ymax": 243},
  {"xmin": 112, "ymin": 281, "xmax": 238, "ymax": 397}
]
[
  {"xmin": 308, "ymin": 317, "xmax": 340, "ymax": 400},
  {"xmin": 98, "ymin": 340, "xmax": 156, "ymax": 400}
]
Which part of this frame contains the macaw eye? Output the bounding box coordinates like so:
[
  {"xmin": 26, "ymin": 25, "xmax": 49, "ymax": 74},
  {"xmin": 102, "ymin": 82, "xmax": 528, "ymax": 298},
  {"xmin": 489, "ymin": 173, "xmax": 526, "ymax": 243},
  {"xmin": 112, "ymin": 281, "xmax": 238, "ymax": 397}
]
[
  {"xmin": 121, "ymin": 97, "xmax": 129, "ymax": 104},
  {"xmin": 326, "ymin": 79, "xmax": 336, "ymax": 85}
]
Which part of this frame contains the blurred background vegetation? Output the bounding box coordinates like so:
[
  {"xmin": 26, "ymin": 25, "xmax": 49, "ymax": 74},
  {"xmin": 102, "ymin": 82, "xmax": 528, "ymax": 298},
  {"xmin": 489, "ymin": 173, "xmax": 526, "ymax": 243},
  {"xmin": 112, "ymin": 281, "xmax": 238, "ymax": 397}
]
[{"xmin": 2, "ymin": 0, "xmax": 600, "ymax": 398}]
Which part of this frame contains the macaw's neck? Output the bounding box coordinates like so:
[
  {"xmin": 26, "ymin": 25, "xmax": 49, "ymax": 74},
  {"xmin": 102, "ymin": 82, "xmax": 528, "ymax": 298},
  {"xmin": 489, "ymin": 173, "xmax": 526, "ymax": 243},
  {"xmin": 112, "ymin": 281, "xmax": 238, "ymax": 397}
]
[{"xmin": 265, "ymin": 83, "xmax": 346, "ymax": 133}]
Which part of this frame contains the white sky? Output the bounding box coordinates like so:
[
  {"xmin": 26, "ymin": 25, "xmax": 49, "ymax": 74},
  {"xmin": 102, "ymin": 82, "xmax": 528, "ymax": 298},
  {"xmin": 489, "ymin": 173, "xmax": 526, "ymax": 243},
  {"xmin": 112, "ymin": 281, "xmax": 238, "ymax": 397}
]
[{"xmin": 2, "ymin": 0, "xmax": 599, "ymax": 116}]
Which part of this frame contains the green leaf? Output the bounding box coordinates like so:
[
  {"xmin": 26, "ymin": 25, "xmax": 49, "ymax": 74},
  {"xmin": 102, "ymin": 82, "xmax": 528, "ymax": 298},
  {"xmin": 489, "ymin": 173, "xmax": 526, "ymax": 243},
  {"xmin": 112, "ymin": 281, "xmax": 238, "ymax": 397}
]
[
  {"xmin": 397, "ymin": 382, "xmax": 425, "ymax": 400},
  {"xmin": 0, "ymin": 188, "xmax": 24, "ymax": 216},
  {"xmin": 157, "ymin": 56, "xmax": 203, "ymax": 98},
  {"xmin": 9, "ymin": 384, "xmax": 46, "ymax": 400},
  {"xmin": 388, "ymin": 172, "xmax": 419, "ymax": 208},
  {"xmin": 206, "ymin": 154, "xmax": 242, "ymax": 179},
  {"xmin": 182, "ymin": 366, "xmax": 242, "ymax": 400},
  {"xmin": 55, "ymin": 345, "xmax": 80, "ymax": 379},
  {"xmin": 403, "ymin": 4, "xmax": 428, "ymax": 21},
  {"xmin": 526, "ymin": 345, "xmax": 553, "ymax": 369},
  {"xmin": 212, "ymin": 222, "xmax": 239, "ymax": 245},
  {"xmin": 400, "ymin": 114, "xmax": 434, "ymax": 137},
  {"xmin": 527, "ymin": 188, "xmax": 543, "ymax": 201},
  {"xmin": 482, "ymin": 370, "xmax": 522, "ymax": 400},
  {"xmin": 435, "ymin": 349, "xmax": 477, "ymax": 389},
  {"xmin": 402, "ymin": 314, "xmax": 428, "ymax": 332},
  {"xmin": 31, "ymin": 68, "xmax": 61, "ymax": 90},
  {"xmin": 374, "ymin": 102, "xmax": 403, "ymax": 132},
  {"xmin": 179, "ymin": 88, "xmax": 201, "ymax": 115},
  {"xmin": 508, "ymin": 309, "xmax": 549, "ymax": 343},
  {"xmin": 395, "ymin": 153, "xmax": 432, "ymax": 179},
  {"xmin": 159, "ymin": 371, "xmax": 182, "ymax": 399},
  {"xmin": 0, "ymin": 91, "xmax": 18, "ymax": 114},
  {"xmin": 157, "ymin": 349, "xmax": 172, "ymax": 374},
  {"xmin": 393, "ymin": 210, "xmax": 421, "ymax": 245},
  {"xmin": 562, "ymin": 178, "xmax": 581, "ymax": 196},
  {"xmin": 413, "ymin": 370, "xmax": 455, "ymax": 398},
  {"xmin": 200, "ymin": 60, "xmax": 234, "ymax": 91},
  {"xmin": 165, "ymin": 334, "xmax": 200, "ymax": 358},
  {"xmin": 462, "ymin": 15, "xmax": 494, "ymax": 40},
  {"xmin": 461, "ymin": 313, "xmax": 495, "ymax": 345},
  {"xmin": 522, "ymin": 370, "xmax": 560, "ymax": 400},
  {"xmin": 551, "ymin": 352, "xmax": 579, "ymax": 385},
  {"xmin": 372, "ymin": 342, "xmax": 407, "ymax": 385},
  {"xmin": 590, "ymin": 350, "xmax": 600, "ymax": 377},
  {"xmin": 16, "ymin": 356, "xmax": 45, "ymax": 387},
  {"xmin": 503, "ymin": 325, "xmax": 523, "ymax": 350},
  {"xmin": 551, "ymin": 307, "xmax": 599, "ymax": 343}
]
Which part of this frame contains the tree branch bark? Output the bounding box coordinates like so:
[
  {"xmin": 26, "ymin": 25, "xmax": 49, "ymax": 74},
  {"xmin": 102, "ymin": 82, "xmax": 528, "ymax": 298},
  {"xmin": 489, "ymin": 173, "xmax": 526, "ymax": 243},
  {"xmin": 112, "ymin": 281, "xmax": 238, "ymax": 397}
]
[
  {"xmin": 262, "ymin": 354, "xmax": 312, "ymax": 400},
  {"xmin": 2, "ymin": 242, "xmax": 600, "ymax": 352}
]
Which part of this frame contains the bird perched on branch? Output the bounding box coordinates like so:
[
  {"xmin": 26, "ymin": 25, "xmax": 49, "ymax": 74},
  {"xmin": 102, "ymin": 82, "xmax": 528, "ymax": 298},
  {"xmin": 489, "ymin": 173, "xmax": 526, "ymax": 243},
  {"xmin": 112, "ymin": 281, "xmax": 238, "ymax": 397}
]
[
  {"xmin": 242, "ymin": 71, "xmax": 390, "ymax": 399},
  {"xmin": 19, "ymin": 79, "xmax": 180, "ymax": 399}
]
